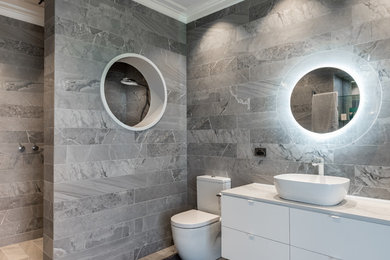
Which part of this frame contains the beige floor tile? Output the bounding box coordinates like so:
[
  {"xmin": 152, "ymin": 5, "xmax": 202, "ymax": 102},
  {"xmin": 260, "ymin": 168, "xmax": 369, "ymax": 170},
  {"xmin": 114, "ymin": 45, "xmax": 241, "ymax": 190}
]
[
  {"xmin": 19, "ymin": 241, "xmax": 43, "ymax": 260},
  {"xmin": 0, "ymin": 244, "xmax": 28, "ymax": 260},
  {"xmin": 139, "ymin": 246, "xmax": 177, "ymax": 260},
  {"xmin": 31, "ymin": 238, "xmax": 43, "ymax": 251},
  {"xmin": 0, "ymin": 250, "xmax": 8, "ymax": 260},
  {"xmin": 0, "ymin": 238, "xmax": 43, "ymax": 260}
]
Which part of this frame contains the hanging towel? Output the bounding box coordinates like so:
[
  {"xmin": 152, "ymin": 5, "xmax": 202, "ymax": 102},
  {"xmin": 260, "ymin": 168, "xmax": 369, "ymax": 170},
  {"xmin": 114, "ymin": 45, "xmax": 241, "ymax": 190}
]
[{"xmin": 311, "ymin": 92, "xmax": 338, "ymax": 133}]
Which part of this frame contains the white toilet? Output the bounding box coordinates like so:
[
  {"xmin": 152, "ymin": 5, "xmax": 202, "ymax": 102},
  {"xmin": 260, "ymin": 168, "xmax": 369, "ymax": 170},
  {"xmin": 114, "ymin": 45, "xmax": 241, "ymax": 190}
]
[{"xmin": 171, "ymin": 175, "xmax": 231, "ymax": 260}]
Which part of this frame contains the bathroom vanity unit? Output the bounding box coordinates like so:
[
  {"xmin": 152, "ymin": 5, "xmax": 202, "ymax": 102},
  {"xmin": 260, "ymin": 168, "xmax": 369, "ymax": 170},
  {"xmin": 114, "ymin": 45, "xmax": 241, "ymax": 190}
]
[{"xmin": 221, "ymin": 183, "xmax": 390, "ymax": 260}]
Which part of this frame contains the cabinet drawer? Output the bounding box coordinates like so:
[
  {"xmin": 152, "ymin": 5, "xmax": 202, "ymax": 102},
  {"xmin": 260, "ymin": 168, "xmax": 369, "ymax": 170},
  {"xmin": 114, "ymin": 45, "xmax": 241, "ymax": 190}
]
[
  {"xmin": 290, "ymin": 208, "xmax": 390, "ymax": 260},
  {"xmin": 222, "ymin": 195, "xmax": 289, "ymax": 243},
  {"xmin": 222, "ymin": 226, "xmax": 289, "ymax": 260},
  {"xmin": 291, "ymin": 246, "xmax": 340, "ymax": 260}
]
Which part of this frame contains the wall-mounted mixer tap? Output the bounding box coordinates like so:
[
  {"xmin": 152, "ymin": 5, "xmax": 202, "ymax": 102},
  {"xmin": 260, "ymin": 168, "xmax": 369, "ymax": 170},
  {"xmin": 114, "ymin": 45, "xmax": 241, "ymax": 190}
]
[
  {"xmin": 18, "ymin": 143, "xmax": 25, "ymax": 153},
  {"xmin": 32, "ymin": 144, "xmax": 39, "ymax": 151},
  {"xmin": 312, "ymin": 157, "xmax": 324, "ymax": 176}
]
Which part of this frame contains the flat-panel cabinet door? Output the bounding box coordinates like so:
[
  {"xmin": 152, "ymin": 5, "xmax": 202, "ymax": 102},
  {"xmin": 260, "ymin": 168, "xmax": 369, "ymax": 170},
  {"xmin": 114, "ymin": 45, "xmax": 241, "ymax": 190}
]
[
  {"xmin": 290, "ymin": 208, "xmax": 390, "ymax": 260},
  {"xmin": 290, "ymin": 246, "xmax": 340, "ymax": 260},
  {"xmin": 222, "ymin": 195, "xmax": 289, "ymax": 243},
  {"xmin": 222, "ymin": 227, "xmax": 289, "ymax": 260}
]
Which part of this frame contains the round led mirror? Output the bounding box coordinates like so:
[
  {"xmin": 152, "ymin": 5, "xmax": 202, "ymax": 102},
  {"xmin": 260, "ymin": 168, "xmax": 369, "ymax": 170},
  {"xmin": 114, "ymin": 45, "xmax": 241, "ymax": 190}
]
[
  {"xmin": 101, "ymin": 54, "xmax": 167, "ymax": 131},
  {"xmin": 277, "ymin": 50, "xmax": 382, "ymax": 147},
  {"xmin": 290, "ymin": 67, "xmax": 360, "ymax": 133}
]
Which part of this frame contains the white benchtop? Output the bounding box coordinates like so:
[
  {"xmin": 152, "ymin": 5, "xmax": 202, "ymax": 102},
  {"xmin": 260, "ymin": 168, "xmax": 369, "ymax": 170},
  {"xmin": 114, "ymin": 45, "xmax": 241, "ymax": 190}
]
[{"xmin": 222, "ymin": 183, "xmax": 390, "ymax": 226}]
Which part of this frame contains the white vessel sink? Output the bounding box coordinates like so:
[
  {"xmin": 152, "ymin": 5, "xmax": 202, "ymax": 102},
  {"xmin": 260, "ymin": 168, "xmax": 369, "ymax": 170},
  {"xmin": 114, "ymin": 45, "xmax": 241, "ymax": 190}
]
[{"xmin": 274, "ymin": 174, "xmax": 350, "ymax": 206}]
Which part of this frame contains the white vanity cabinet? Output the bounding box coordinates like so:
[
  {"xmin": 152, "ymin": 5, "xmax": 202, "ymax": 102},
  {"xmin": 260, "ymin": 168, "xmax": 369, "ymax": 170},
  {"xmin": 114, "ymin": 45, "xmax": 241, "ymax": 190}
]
[
  {"xmin": 290, "ymin": 208, "xmax": 390, "ymax": 260},
  {"xmin": 222, "ymin": 195, "xmax": 289, "ymax": 243},
  {"xmin": 221, "ymin": 187, "xmax": 390, "ymax": 260},
  {"xmin": 221, "ymin": 195, "xmax": 289, "ymax": 260},
  {"xmin": 222, "ymin": 227, "xmax": 289, "ymax": 260},
  {"xmin": 290, "ymin": 247, "xmax": 339, "ymax": 260}
]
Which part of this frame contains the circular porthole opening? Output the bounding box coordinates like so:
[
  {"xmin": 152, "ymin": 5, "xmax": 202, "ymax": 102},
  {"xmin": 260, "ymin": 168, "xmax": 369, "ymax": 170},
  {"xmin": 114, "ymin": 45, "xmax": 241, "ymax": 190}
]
[{"xmin": 100, "ymin": 54, "xmax": 167, "ymax": 131}]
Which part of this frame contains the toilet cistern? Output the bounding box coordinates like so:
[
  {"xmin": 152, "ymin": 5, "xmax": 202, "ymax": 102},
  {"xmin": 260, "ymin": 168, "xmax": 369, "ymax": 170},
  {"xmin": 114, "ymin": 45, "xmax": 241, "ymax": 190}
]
[{"xmin": 312, "ymin": 157, "xmax": 324, "ymax": 176}]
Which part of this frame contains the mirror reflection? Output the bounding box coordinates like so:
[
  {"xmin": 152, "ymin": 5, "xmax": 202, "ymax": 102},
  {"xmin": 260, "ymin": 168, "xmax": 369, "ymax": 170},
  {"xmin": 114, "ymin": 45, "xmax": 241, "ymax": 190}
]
[
  {"xmin": 290, "ymin": 67, "xmax": 360, "ymax": 133},
  {"xmin": 104, "ymin": 62, "xmax": 150, "ymax": 127}
]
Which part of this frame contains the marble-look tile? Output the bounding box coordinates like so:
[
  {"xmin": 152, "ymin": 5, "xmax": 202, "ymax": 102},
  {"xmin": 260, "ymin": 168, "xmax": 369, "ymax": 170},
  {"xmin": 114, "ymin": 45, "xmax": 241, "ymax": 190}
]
[
  {"xmin": 0, "ymin": 193, "xmax": 43, "ymax": 212},
  {"xmin": 54, "ymin": 176, "xmax": 140, "ymax": 203},
  {"xmin": 65, "ymin": 144, "xmax": 146, "ymax": 163},
  {"xmin": 238, "ymin": 111, "xmax": 280, "ymax": 129},
  {"xmin": 0, "ymin": 104, "xmax": 43, "ymax": 118},
  {"xmin": 147, "ymin": 143, "xmax": 186, "ymax": 157},
  {"xmin": 153, "ymin": 115, "xmax": 186, "ymax": 131},
  {"xmin": 335, "ymin": 145, "xmax": 390, "ymax": 167},
  {"xmin": 135, "ymin": 130, "xmax": 185, "ymax": 144},
  {"xmin": 351, "ymin": 0, "xmax": 390, "ymax": 26},
  {"xmin": 187, "ymin": 143, "xmax": 237, "ymax": 158},
  {"xmin": 352, "ymin": 185, "xmax": 390, "ymax": 200},
  {"xmin": 188, "ymin": 69, "xmax": 250, "ymax": 93},
  {"xmin": 3, "ymin": 205, "xmax": 42, "ymax": 223},
  {"xmin": 54, "ymin": 109, "xmax": 118, "ymax": 129},
  {"xmin": 0, "ymin": 91, "xmax": 43, "ymax": 107},
  {"xmin": 134, "ymin": 181, "xmax": 187, "ymax": 203},
  {"xmin": 0, "ymin": 16, "xmax": 43, "ymax": 46},
  {"xmin": 0, "ymin": 230, "xmax": 42, "ymax": 248},
  {"xmin": 55, "ymin": 17, "xmax": 124, "ymax": 51},
  {"xmin": 187, "ymin": 156, "xmax": 235, "ymax": 173},
  {"xmin": 53, "ymin": 202, "xmax": 147, "ymax": 240},
  {"xmin": 54, "ymin": 128, "xmax": 135, "ymax": 145},
  {"xmin": 55, "ymin": 156, "xmax": 186, "ymax": 183},
  {"xmin": 0, "ymin": 50, "xmax": 43, "ymax": 70},
  {"xmin": 354, "ymin": 38, "xmax": 390, "ymax": 61},
  {"xmin": 188, "ymin": 129, "xmax": 249, "ymax": 144},
  {"xmin": 187, "ymin": 115, "xmax": 237, "ymax": 130},
  {"xmin": 355, "ymin": 165, "xmax": 390, "ymax": 189},
  {"xmin": 53, "ymin": 220, "xmax": 133, "ymax": 258},
  {"xmin": 167, "ymin": 90, "xmax": 186, "ymax": 105},
  {"xmin": 250, "ymin": 128, "xmax": 291, "ymax": 144},
  {"xmin": 55, "ymin": 91, "xmax": 103, "ymax": 110},
  {"xmin": 237, "ymin": 143, "xmax": 334, "ymax": 163},
  {"xmin": 250, "ymin": 95, "xmax": 276, "ymax": 112}
]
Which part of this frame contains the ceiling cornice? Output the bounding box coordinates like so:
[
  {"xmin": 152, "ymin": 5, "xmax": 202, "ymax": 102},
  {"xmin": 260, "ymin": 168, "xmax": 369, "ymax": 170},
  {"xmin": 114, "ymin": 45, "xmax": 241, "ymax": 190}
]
[
  {"xmin": 133, "ymin": 0, "xmax": 245, "ymax": 24},
  {"xmin": 134, "ymin": 0, "xmax": 187, "ymax": 23},
  {"xmin": 0, "ymin": 0, "xmax": 44, "ymax": 26},
  {"xmin": 186, "ymin": 0, "xmax": 245, "ymax": 23}
]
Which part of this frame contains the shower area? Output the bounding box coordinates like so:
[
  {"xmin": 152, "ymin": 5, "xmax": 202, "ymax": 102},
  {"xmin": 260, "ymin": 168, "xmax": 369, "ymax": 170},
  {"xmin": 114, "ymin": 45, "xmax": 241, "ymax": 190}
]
[{"xmin": 0, "ymin": 11, "xmax": 44, "ymax": 260}]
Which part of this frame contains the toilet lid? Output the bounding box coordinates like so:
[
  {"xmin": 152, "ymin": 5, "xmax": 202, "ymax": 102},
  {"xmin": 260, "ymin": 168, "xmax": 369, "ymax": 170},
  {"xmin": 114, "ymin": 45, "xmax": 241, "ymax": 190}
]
[{"xmin": 171, "ymin": 209, "xmax": 220, "ymax": 229}]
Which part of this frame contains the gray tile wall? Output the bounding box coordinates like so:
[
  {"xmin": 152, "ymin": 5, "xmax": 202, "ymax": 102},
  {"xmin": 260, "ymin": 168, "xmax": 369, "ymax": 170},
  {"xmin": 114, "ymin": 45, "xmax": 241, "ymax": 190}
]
[
  {"xmin": 0, "ymin": 15, "xmax": 44, "ymax": 247},
  {"xmin": 187, "ymin": 0, "xmax": 390, "ymax": 206},
  {"xmin": 44, "ymin": 0, "xmax": 55, "ymax": 259},
  {"xmin": 45, "ymin": 0, "xmax": 187, "ymax": 259}
]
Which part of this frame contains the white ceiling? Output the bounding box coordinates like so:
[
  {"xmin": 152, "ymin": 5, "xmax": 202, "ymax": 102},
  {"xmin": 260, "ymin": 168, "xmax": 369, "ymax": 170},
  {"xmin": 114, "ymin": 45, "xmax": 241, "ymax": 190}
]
[{"xmin": 133, "ymin": 0, "xmax": 245, "ymax": 23}]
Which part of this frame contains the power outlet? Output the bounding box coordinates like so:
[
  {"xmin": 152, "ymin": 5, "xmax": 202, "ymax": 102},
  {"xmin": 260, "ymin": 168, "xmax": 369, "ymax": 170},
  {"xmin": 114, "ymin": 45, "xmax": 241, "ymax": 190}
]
[{"xmin": 254, "ymin": 147, "xmax": 266, "ymax": 157}]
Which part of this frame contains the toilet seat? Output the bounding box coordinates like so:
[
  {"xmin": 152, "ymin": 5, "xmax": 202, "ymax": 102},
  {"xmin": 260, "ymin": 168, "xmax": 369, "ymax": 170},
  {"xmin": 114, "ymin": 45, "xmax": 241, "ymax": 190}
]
[{"xmin": 171, "ymin": 209, "xmax": 220, "ymax": 229}]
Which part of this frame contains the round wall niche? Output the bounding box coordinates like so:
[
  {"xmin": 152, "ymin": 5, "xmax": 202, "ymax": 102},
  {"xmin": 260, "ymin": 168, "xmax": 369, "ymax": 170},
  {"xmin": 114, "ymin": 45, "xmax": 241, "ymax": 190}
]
[{"xmin": 100, "ymin": 53, "xmax": 167, "ymax": 131}]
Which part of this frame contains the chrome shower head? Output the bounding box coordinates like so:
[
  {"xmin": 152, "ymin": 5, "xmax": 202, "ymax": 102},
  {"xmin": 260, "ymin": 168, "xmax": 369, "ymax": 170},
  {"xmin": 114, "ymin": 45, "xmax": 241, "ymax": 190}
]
[{"xmin": 121, "ymin": 78, "xmax": 144, "ymax": 87}]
